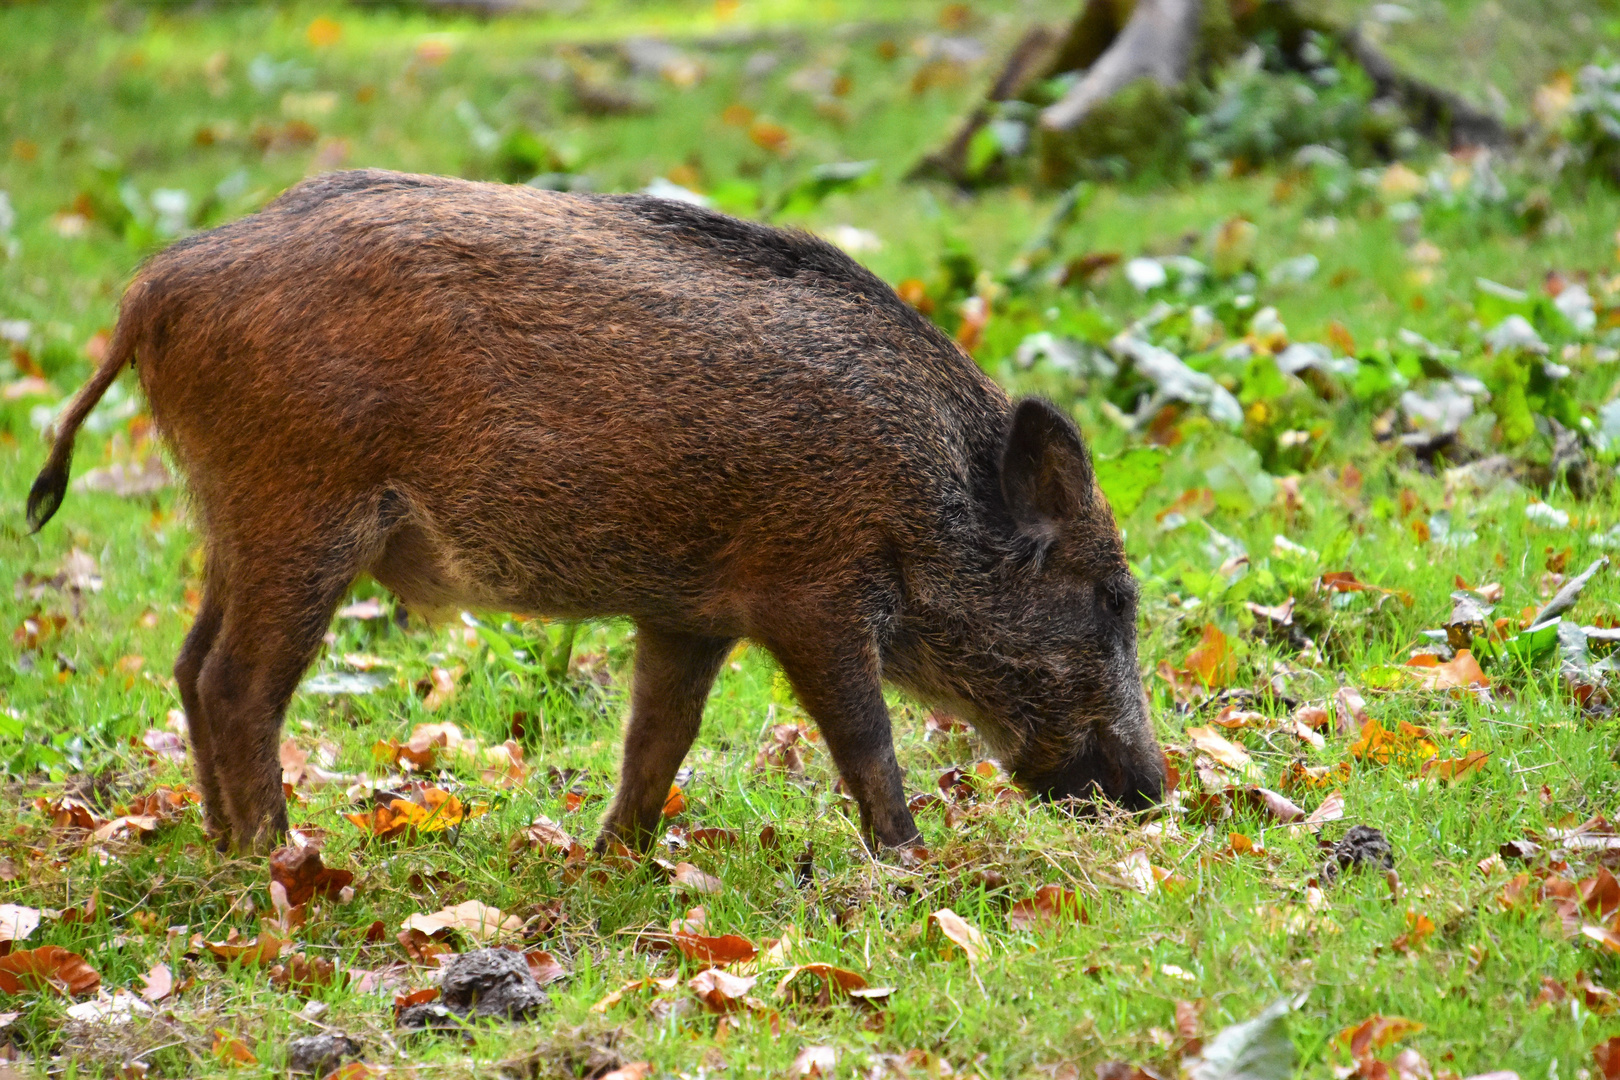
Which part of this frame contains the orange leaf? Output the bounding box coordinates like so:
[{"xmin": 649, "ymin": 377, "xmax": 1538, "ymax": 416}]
[
  {"xmin": 269, "ymin": 843, "xmax": 354, "ymax": 907},
  {"xmin": 1406, "ymin": 649, "xmax": 1490, "ymax": 692},
  {"xmin": 663, "ymin": 784, "xmax": 687, "ymax": 817},
  {"xmin": 203, "ymin": 932, "xmax": 287, "ymax": 968},
  {"xmin": 212, "ymin": 1030, "xmax": 257, "ymax": 1066},
  {"xmin": 1006, "ymin": 884, "xmax": 1087, "ymax": 932},
  {"xmin": 1338, "ymin": 1015, "xmax": 1425, "ymax": 1057},
  {"xmin": 928, "ymin": 909, "xmax": 988, "ymax": 963},
  {"xmin": 1182, "ymin": 624, "xmax": 1235, "ymax": 688},
  {"xmin": 0, "ymin": 945, "xmax": 100, "ymax": 996},
  {"xmin": 1421, "ymin": 751, "xmax": 1490, "ymax": 783},
  {"xmin": 671, "ymin": 932, "xmax": 757, "ymax": 965},
  {"xmin": 688, "ymin": 968, "xmax": 757, "ymax": 1013}
]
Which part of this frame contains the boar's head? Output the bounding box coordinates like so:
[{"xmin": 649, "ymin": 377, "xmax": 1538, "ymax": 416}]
[{"xmin": 906, "ymin": 399, "xmax": 1165, "ymax": 813}]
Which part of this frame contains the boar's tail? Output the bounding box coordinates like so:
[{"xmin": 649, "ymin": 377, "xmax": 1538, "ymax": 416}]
[{"xmin": 26, "ymin": 307, "xmax": 141, "ymax": 533}]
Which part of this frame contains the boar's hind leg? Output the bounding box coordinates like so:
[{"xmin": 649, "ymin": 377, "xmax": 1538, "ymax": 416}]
[
  {"xmin": 173, "ymin": 572, "xmax": 229, "ymax": 845},
  {"xmin": 770, "ymin": 637, "xmax": 921, "ymax": 851},
  {"xmin": 596, "ymin": 627, "xmax": 735, "ymax": 854},
  {"xmin": 194, "ymin": 547, "xmax": 361, "ymax": 853}
]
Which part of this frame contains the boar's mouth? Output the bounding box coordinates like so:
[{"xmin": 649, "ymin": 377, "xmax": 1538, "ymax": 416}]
[{"xmin": 1020, "ymin": 749, "xmax": 1165, "ymax": 814}]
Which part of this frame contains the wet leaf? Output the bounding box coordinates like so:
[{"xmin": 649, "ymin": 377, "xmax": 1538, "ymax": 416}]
[{"xmin": 928, "ymin": 909, "xmax": 988, "ymax": 963}]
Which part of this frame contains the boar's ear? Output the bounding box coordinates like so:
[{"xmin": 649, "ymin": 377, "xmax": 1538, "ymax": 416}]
[{"xmin": 1000, "ymin": 399, "xmax": 1095, "ymax": 542}]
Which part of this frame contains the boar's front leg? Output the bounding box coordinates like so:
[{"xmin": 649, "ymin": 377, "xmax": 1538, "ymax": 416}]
[
  {"xmin": 769, "ymin": 636, "xmax": 921, "ymax": 851},
  {"xmin": 596, "ymin": 626, "xmax": 735, "ymax": 853}
]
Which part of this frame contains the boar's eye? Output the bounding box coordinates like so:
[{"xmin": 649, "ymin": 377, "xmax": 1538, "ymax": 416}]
[{"xmin": 1099, "ymin": 576, "xmax": 1137, "ymax": 618}]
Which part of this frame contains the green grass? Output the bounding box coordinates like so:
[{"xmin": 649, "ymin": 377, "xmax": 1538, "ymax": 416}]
[{"xmin": 3, "ymin": 2, "xmax": 1620, "ymax": 1077}]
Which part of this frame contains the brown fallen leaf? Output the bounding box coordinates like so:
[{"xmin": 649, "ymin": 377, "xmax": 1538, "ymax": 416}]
[
  {"xmin": 590, "ymin": 975, "xmax": 679, "ymax": 1013},
  {"xmin": 269, "ymin": 843, "xmax": 354, "ymax": 908},
  {"xmin": 671, "ymin": 931, "xmax": 756, "ymax": 965},
  {"xmin": 775, "ymin": 963, "xmax": 870, "ymax": 1004},
  {"xmin": 688, "ymin": 968, "xmax": 757, "ymax": 1013},
  {"xmin": 397, "ymin": 927, "xmax": 453, "ymax": 966},
  {"xmin": 1186, "ymin": 726, "xmax": 1252, "ymax": 771},
  {"xmin": 268, "ymin": 952, "xmax": 348, "ymax": 996},
  {"xmin": 1339, "ymin": 1015, "xmax": 1425, "ymax": 1057},
  {"xmin": 671, "ymin": 862, "xmax": 722, "ymax": 896},
  {"xmin": 1406, "ymin": 649, "xmax": 1490, "ymax": 692},
  {"xmin": 928, "ymin": 909, "xmax": 988, "ymax": 964},
  {"xmin": 1420, "ymin": 751, "xmax": 1490, "ymax": 783},
  {"xmin": 689, "ymin": 827, "xmax": 741, "ymax": 848},
  {"xmin": 519, "ymin": 949, "xmax": 567, "ymax": 986},
  {"xmin": 1006, "ymin": 884, "xmax": 1086, "ymax": 933},
  {"xmin": 203, "ymin": 932, "xmax": 288, "ymax": 969},
  {"xmin": 1596, "ymin": 1035, "xmax": 1620, "ymax": 1080},
  {"xmin": 0, "ymin": 945, "xmax": 101, "ymax": 996},
  {"xmin": 400, "ymin": 900, "xmax": 521, "ymax": 945}
]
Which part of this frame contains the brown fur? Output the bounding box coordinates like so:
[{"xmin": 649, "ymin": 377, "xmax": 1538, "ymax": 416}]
[{"xmin": 29, "ymin": 169, "xmax": 1164, "ymax": 853}]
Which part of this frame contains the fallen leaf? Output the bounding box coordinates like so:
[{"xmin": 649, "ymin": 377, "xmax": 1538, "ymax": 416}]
[
  {"xmin": 520, "ymin": 949, "xmax": 567, "ymax": 986},
  {"xmin": 1006, "ymin": 884, "xmax": 1086, "ymax": 932},
  {"xmin": 671, "ymin": 862, "xmax": 722, "ymax": 895},
  {"xmin": 928, "ymin": 908, "xmax": 988, "ymax": 963},
  {"xmin": 599, "ymin": 1064, "xmax": 654, "ymax": 1080},
  {"xmin": 203, "ymin": 932, "xmax": 287, "ymax": 969},
  {"xmin": 663, "ymin": 784, "xmax": 688, "ymax": 817},
  {"xmin": 0, "ymin": 945, "xmax": 101, "ymax": 996},
  {"xmin": 400, "ymin": 901, "xmax": 522, "ymax": 944},
  {"xmin": 1420, "ymin": 751, "xmax": 1491, "ymax": 783},
  {"xmin": 790, "ymin": 1045, "xmax": 838, "ymax": 1077},
  {"xmin": 1187, "ymin": 726, "xmax": 1253, "ymax": 771},
  {"xmin": 138, "ymin": 962, "xmax": 174, "ymax": 1003},
  {"xmin": 397, "ymin": 927, "xmax": 452, "ymax": 966},
  {"xmin": 671, "ymin": 931, "xmax": 757, "ymax": 965},
  {"xmin": 1183, "ymin": 624, "xmax": 1236, "ymax": 688},
  {"xmin": 141, "ymin": 728, "xmax": 187, "ymax": 764},
  {"xmin": 268, "ymin": 952, "xmax": 347, "ymax": 995},
  {"xmin": 590, "ymin": 975, "xmax": 680, "ymax": 1013},
  {"xmin": 1339, "ymin": 1015, "xmax": 1425, "ymax": 1057},
  {"xmin": 1596, "ymin": 1036, "xmax": 1620, "ymax": 1080},
  {"xmin": 775, "ymin": 963, "xmax": 870, "ymax": 1003},
  {"xmin": 519, "ymin": 816, "xmax": 580, "ymax": 854},
  {"xmin": 1350, "ymin": 720, "xmax": 1437, "ymax": 767},
  {"xmin": 1391, "ymin": 910, "xmax": 1436, "ymax": 952},
  {"xmin": 1406, "ymin": 650, "xmax": 1489, "ymax": 692},
  {"xmin": 269, "ymin": 844, "xmax": 354, "ymax": 907},
  {"xmin": 212, "ymin": 1029, "xmax": 257, "ymax": 1066},
  {"xmin": 1118, "ymin": 849, "xmax": 1163, "ymax": 894},
  {"xmin": 688, "ymin": 968, "xmax": 757, "ymax": 1013},
  {"xmin": 1186, "ymin": 996, "xmax": 1299, "ymax": 1080},
  {"xmin": 0, "ymin": 905, "xmax": 41, "ymax": 949}
]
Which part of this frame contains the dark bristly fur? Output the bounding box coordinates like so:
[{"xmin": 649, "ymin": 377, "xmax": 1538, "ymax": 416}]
[{"xmin": 29, "ymin": 169, "xmax": 1164, "ymax": 853}]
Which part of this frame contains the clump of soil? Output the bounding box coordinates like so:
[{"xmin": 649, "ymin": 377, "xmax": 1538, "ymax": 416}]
[
  {"xmin": 1321, "ymin": 824, "xmax": 1395, "ymax": 883},
  {"xmin": 287, "ymin": 1032, "xmax": 364, "ymax": 1074},
  {"xmin": 398, "ymin": 949, "xmax": 550, "ymax": 1030}
]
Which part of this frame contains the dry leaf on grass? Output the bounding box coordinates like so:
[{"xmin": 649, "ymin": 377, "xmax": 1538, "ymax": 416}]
[
  {"xmin": 671, "ymin": 931, "xmax": 757, "ymax": 965},
  {"xmin": 212, "ymin": 1029, "xmax": 257, "ymax": 1066},
  {"xmin": 203, "ymin": 932, "xmax": 288, "ymax": 968},
  {"xmin": 269, "ymin": 843, "xmax": 354, "ymax": 907},
  {"xmin": 774, "ymin": 963, "xmax": 872, "ymax": 1003},
  {"xmin": 0, "ymin": 945, "xmax": 100, "ymax": 996},
  {"xmin": 928, "ymin": 909, "xmax": 988, "ymax": 963},
  {"xmin": 791, "ymin": 1046, "xmax": 838, "ymax": 1078},
  {"xmin": 1405, "ymin": 649, "xmax": 1490, "ymax": 692},
  {"xmin": 1421, "ymin": 751, "xmax": 1490, "ymax": 782},
  {"xmin": 590, "ymin": 975, "xmax": 679, "ymax": 1013},
  {"xmin": 670, "ymin": 862, "xmax": 722, "ymax": 895},
  {"xmin": 1186, "ymin": 727, "xmax": 1252, "ymax": 771},
  {"xmin": 1339, "ymin": 1015, "xmax": 1425, "ymax": 1057},
  {"xmin": 400, "ymin": 901, "xmax": 522, "ymax": 945},
  {"xmin": 1006, "ymin": 885, "xmax": 1086, "ymax": 932},
  {"xmin": 688, "ymin": 968, "xmax": 757, "ymax": 1013},
  {"xmin": 138, "ymin": 962, "xmax": 174, "ymax": 1003},
  {"xmin": 0, "ymin": 904, "xmax": 40, "ymax": 949}
]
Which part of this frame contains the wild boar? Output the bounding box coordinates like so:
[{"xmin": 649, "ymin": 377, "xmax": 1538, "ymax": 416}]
[{"xmin": 28, "ymin": 169, "xmax": 1163, "ymax": 853}]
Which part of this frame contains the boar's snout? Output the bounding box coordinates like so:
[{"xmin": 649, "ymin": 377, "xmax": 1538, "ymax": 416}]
[{"xmin": 1025, "ymin": 689, "xmax": 1165, "ymax": 813}]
